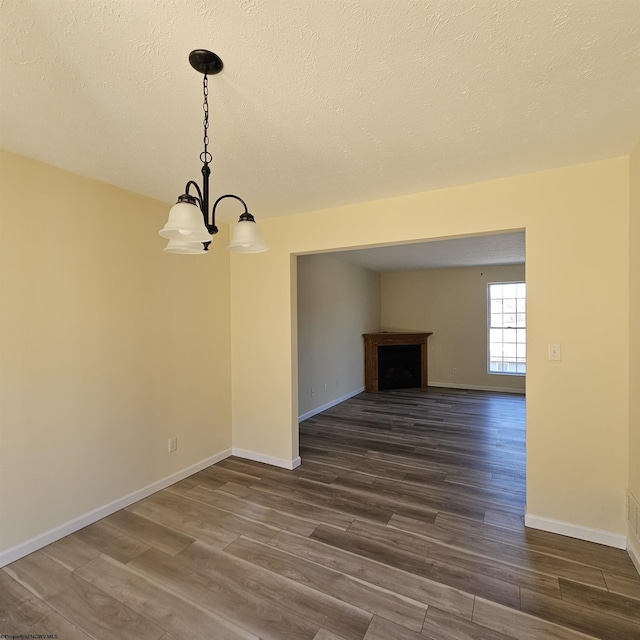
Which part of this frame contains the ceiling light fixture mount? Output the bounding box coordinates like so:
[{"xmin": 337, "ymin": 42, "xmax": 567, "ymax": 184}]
[
  {"xmin": 159, "ymin": 49, "xmax": 268, "ymax": 255},
  {"xmin": 189, "ymin": 49, "xmax": 223, "ymax": 75}
]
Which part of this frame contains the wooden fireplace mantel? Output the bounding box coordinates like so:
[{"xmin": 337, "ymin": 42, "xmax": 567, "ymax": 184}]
[{"xmin": 363, "ymin": 332, "xmax": 433, "ymax": 392}]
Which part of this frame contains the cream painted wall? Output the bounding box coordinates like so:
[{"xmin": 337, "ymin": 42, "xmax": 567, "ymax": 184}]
[
  {"xmin": 629, "ymin": 141, "xmax": 640, "ymax": 508},
  {"xmin": 230, "ymin": 157, "xmax": 630, "ymax": 537},
  {"xmin": 381, "ymin": 264, "xmax": 526, "ymax": 392},
  {"xmin": 0, "ymin": 151, "xmax": 232, "ymax": 554},
  {"xmin": 297, "ymin": 254, "xmax": 380, "ymax": 417},
  {"xmin": 229, "ymin": 251, "xmax": 298, "ymax": 462}
]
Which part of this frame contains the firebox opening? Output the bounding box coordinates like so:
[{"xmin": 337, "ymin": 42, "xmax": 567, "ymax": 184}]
[{"xmin": 377, "ymin": 344, "xmax": 422, "ymax": 390}]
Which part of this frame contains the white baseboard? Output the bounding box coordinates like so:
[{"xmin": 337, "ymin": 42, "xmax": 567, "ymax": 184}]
[
  {"xmin": 429, "ymin": 381, "xmax": 525, "ymax": 395},
  {"xmin": 0, "ymin": 449, "xmax": 233, "ymax": 568},
  {"xmin": 298, "ymin": 386, "xmax": 365, "ymax": 421},
  {"xmin": 627, "ymin": 491, "xmax": 640, "ymax": 575},
  {"xmin": 628, "ymin": 525, "xmax": 640, "ymax": 575},
  {"xmin": 525, "ymin": 512, "xmax": 627, "ymax": 549},
  {"xmin": 232, "ymin": 448, "xmax": 301, "ymax": 470}
]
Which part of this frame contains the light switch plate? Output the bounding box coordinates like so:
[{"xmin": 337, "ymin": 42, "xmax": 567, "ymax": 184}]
[{"xmin": 548, "ymin": 343, "xmax": 561, "ymax": 361}]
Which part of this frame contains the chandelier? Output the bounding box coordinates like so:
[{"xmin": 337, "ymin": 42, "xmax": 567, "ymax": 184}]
[{"xmin": 159, "ymin": 50, "xmax": 268, "ymax": 255}]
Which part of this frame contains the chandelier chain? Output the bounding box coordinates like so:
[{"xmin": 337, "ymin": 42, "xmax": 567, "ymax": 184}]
[{"xmin": 201, "ymin": 74, "xmax": 212, "ymax": 164}]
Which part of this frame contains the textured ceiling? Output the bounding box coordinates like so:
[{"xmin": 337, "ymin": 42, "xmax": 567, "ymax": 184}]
[
  {"xmin": 331, "ymin": 231, "xmax": 525, "ymax": 272},
  {"xmin": 1, "ymin": 0, "xmax": 639, "ymax": 229}
]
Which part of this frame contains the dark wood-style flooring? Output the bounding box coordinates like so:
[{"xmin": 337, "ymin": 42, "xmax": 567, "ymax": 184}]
[{"xmin": 2, "ymin": 388, "xmax": 639, "ymax": 639}]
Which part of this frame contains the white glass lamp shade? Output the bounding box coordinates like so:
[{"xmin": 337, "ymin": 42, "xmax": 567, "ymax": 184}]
[
  {"xmin": 163, "ymin": 239, "xmax": 208, "ymax": 254},
  {"xmin": 227, "ymin": 218, "xmax": 269, "ymax": 253},
  {"xmin": 159, "ymin": 200, "xmax": 211, "ymax": 242}
]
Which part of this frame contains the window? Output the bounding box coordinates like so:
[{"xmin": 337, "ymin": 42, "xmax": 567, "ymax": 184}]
[{"xmin": 488, "ymin": 282, "xmax": 526, "ymax": 375}]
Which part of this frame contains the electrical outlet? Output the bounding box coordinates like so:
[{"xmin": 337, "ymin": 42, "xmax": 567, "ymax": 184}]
[
  {"xmin": 311, "ymin": 387, "xmax": 315, "ymax": 396},
  {"xmin": 452, "ymin": 367, "xmax": 457, "ymax": 374},
  {"xmin": 324, "ymin": 383, "xmax": 328, "ymax": 392},
  {"xmin": 168, "ymin": 437, "xmax": 177, "ymax": 453}
]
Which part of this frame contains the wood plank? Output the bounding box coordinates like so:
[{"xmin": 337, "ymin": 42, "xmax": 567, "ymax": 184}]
[
  {"xmin": 299, "ymin": 446, "xmax": 410, "ymax": 481},
  {"xmin": 220, "ymin": 463, "xmax": 396, "ymax": 525},
  {"xmin": 370, "ymin": 475, "xmax": 521, "ymax": 520},
  {"xmin": 76, "ymin": 553, "xmax": 259, "ymax": 640},
  {"xmin": 200, "ymin": 463, "xmax": 263, "ymax": 486},
  {"xmin": 313, "ymin": 629, "xmax": 350, "ymax": 640},
  {"xmin": 129, "ymin": 547, "xmax": 320, "ymax": 640},
  {"xmin": 164, "ymin": 472, "xmax": 224, "ymax": 496},
  {"xmin": 294, "ymin": 460, "xmax": 377, "ymax": 486},
  {"xmin": 268, "ymin": 530, "xmax": 475, "ymax": 619},
  {"xmin": 72, "ymin": 519, "xmax": 150, "ymax": 563},
  {"xmin": 291, "ymin": 465, "xmax": 341, "ymax": 484},
  {"xmin": 464, "ymin": 510, "xmax": 638, "ymax": 580},
  {"xmin": 217, "ymin": 481, "xmax": 355, "ymax": 530},
  {"xmin": 362, "ymin": 615, "xmax": 423, "ymax": 640},
  {"xmin": 387, "ymin": 513, "xmax": 604, "ymax": 591},
  {"xmin": 183, "ymin": 484, "xmax": 318, "ymax": 536},
  {"xmin": 102, "ymin": 508, "xmax": 195, "ymax": 556},
  {"xmin": 436, "ymin": 472, "xmax": 526, "ymax": 506},
  {"xmin": 473, "ymin": 597, "xmax": 601, "ymax": 640},
  {"xmin": 484, "ymin": 509, "xmax": 524, "ymax": 531},
  {"xmin": 177, "ymin": 540, "xmax": 372, "ymax": 640},
  {"xmin": 604, "ymin": 571, "xmax": 640, "ymax": 600},
  {"xmin": 0, "ymin": 569, "xmax": 93, "ymax": 639},
  {"xmin": 421, "ymin": 607, "xmax": 516, "ymax": 640},
  {"xmin": 140, "ymin": 489, "xmax": 279, "ymax": 542},
  {"xmin": 4, "ymin": 551, "xmax": 164, "ymax": 640},
  {"xmin": 302, "ymin": 422, "xmax": 430, "ymax": 450},
  {"xmin": 353, "ymin": 518, "xmax": 560, "ymax": 598},
  {"xmin": 558, "ymin": 577, "xmax": 640, "ymax": 624},
  {"xmin": 520, "ymin": 587, "xmax": 640, "ymax": 639},
  {"xmin": 126, "ymin": 495, "xmax": 240, "ymax": 549},
  {"xmin": 40, "ymin": 533, "xmax": 101, "ymax": 570},
  {"xmin": 310, "ymin": 524, "xmax": 520, "ymax": 608},
  {"xmin": 224, "ymin": 535, "xmax": 427, "ymax": 631},
  {"xmin": 520, "ymin": 528, "xmax": 639, "ymax": 579},
  {"xmin": 248, "ymin": 477, "xmax": 394, "ymax": 525},
  {"xmin": 161, "ymin": 474, "xmax": 200, "ymax": 496}
]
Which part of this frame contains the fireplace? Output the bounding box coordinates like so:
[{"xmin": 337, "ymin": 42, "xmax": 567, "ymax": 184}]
[
  {"xmin": 363, "ymin": 332, "xmax": 432, "ymax": 392},
  {"xmin": 378, "ymin": 344, "xmax": 422, "ymax": 390}
]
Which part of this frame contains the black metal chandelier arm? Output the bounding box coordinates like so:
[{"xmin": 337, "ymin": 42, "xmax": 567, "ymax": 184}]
[
  {"xmin": 200, "ymin": 163, "xmax": 214, "ymax": 233},
  {"xmin": 212, "ymin": 194, "xmax": 251, "ymax": 220},
  {"xmin": 184, "ymin": 177, "xmax": 218, "ymax": 235},
  {"xmin": 184, "ymin": 180, "xmax": 203, "ymax": 206}
]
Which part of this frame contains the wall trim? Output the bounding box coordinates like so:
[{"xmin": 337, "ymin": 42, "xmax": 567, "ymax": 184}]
[
  {"xmin": 430, "ymin": 381, "xmax": 525, "ymax": 395},
  {"xmin": 627, "ymin": 491, "xmax": 640, "ymax": 574},
  {"xmin": 232, "ymin": 448, "xmax": 301, "ymax": 470},
  {"xmin": 0, "ymin": 449, "xmax": 233, "ymax": 568},
  {"xmin": 627, "ymin": 528, "xmax": 640, "ymax": 575},
  {"xmin": 525, "ymin": 512, "xmax": 627, "ymax": 550},
  {"xmin": 298, "ymin": 386, "xmax": 365, "ymax": 422}
]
